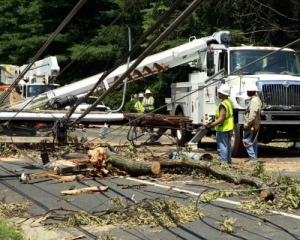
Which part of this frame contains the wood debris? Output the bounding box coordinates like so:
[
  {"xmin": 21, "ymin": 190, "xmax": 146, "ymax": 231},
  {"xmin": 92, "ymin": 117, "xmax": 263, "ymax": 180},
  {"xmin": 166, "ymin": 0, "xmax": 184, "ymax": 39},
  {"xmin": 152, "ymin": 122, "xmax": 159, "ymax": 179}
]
[
  {"xmin": 61, "ymin": 186, "xmax": 108, "ymax": 195},
  {"xmin": 47, "ymin": 173, "xmax": 85, "ymax": 183},
  {"xmin": 30, "ymin": 214, "xmax": 50, "ymax": 227}
]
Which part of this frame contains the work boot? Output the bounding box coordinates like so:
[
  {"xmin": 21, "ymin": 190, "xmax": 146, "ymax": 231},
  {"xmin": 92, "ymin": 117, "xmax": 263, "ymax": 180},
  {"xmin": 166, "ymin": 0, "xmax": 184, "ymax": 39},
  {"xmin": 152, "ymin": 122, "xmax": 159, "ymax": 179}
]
[
  {"xmin": 257, "ymin": 159, "xmax": 266, "ymax": 163},
  {"xmin": 245, "ymin": 157, "xmax": 257, "ymax": 162}
]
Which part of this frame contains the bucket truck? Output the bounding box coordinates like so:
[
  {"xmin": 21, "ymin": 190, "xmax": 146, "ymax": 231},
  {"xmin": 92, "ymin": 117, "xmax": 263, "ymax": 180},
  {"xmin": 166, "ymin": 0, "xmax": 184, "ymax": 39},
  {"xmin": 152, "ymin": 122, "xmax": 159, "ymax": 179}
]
[
  {"xmin": 5, "ymin": 31, "xmax": 300, "ymax": 158},
  {"xmin": 166, "ymin": 32, "xmax": 300, "ymax": 157},
  {"xmin": 0, "ymin": 56, "xmax": 60, "ymax": 106}
]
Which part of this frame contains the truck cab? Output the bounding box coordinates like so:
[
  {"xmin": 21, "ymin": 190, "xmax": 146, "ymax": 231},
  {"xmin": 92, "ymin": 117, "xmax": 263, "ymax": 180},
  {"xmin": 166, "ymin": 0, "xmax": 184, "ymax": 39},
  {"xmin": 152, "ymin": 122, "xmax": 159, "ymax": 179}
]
[{"xmin": 169, "ymin": 31, "xmax": 300, "ymax": 157}]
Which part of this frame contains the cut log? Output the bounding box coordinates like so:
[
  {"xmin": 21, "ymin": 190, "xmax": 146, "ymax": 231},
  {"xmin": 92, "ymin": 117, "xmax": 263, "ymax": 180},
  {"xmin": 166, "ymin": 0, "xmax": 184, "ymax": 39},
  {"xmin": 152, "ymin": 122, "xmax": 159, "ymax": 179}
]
[
  {"xmin": 101, "ymin": 147, "xmax": 160, "ymax": 176},
  {"xmin": 61, "ymin": 186, "xmax": 108, "ymax": 195},
  {"xmin": 260, "ymin": 190, "xmax": 275, "ymax": 201}
]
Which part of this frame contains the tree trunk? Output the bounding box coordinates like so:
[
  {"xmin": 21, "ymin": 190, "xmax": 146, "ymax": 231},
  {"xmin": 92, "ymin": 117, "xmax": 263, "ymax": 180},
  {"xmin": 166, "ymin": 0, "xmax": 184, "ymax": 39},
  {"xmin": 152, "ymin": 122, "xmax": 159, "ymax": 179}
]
[
  {"xmin": 159, "ymin": 159, "xmax": 268, "ymax": 189},
  {"xmin": 105, "ymin": 149, "xmax": 160, "ymax": 176}
]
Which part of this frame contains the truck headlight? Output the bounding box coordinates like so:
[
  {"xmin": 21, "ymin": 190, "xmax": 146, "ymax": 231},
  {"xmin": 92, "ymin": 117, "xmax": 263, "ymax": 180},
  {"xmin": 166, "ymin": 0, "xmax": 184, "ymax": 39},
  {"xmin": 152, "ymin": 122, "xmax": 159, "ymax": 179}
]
[{"xmin": 236, "ymin": 97, "xmax": 245, "ymax": 107}]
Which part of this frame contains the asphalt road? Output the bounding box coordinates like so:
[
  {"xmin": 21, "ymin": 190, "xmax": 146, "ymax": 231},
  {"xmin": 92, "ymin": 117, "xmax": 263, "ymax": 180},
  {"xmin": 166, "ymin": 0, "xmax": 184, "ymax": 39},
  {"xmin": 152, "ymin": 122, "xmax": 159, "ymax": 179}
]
[
  {"xmin": 0, "ymin": 125, "xmax": 300, "ymax": 239},
  {"xmin": 0, "ymin": 156, "xmax": 300, "ymax": 240}
]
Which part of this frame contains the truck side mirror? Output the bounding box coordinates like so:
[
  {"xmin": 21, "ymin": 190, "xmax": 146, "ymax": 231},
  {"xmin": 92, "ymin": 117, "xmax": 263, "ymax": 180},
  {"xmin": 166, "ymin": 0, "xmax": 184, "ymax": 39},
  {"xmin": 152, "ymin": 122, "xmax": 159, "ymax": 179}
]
[{"xmin": 207, "ymin": 51, "xmax": 215, "ymax": 76}]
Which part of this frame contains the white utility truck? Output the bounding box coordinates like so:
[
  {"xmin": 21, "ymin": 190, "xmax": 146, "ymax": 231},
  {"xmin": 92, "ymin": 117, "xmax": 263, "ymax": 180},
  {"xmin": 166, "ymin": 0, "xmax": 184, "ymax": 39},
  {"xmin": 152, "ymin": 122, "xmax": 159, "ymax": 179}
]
[
  {"xmin": 167, "ymin": 31, "xmax": 300, "ymax": 157},
  {"xmin": 4, "ymin": 31, "xmax": 300, "ymax": 156},
  {"xmin": 0, "ymin": 56, "xmax": 60, "ymax": 102}
]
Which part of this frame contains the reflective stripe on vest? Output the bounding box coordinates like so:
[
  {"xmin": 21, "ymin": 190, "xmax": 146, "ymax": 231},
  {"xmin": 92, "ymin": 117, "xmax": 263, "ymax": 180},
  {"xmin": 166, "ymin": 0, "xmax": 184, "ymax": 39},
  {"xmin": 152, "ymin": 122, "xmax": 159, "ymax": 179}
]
[{"xmin": 215, "ymin": 98, "xmax": 234, "ymax": 132}]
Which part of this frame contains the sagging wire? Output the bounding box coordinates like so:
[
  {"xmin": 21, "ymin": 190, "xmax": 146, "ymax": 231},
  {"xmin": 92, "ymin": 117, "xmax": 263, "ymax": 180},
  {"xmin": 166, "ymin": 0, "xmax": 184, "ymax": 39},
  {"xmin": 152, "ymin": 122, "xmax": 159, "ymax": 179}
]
[
  {"xmin": 2, "ymin": 0, "xmax": 88, "ymax": 126},
  {"xmin": 59, "ymin": 0, "xmax": 142, "ymax": 121},
  {"xmin": 56, "ymin": 0, "xmax": 187, "ymax": 144},
  {"xmin": 2, "ymin": 0, "xmax": 139, "ymax": 142},
  {"xmin": 80, "ymin": 69, "xmax": 227, "ymax": 148},
  {"xmin": 67, "ymin": 0, "xmax": 187, "ymax": 127},
  {"xmin": 3, "ymin": 0, "xmax": 141, "ymax": 143},
  {"xmin": 68, "ymin": 0, "xmax": 201, "ymax": 127},
  {"xmin": 99, "ymin": 34, "xmax": 300, "ymax": 144},
  {"xmin": 195, "ymin": 184, "xmax": 300, "ymax": 239}
]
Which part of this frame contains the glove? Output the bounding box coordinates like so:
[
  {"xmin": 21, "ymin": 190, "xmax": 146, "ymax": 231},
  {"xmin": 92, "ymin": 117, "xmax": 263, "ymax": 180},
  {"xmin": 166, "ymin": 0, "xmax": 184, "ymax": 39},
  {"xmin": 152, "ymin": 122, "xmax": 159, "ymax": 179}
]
[
  {"xmin": 205, "ymin": 123, "xmax": 212, "ymax": 130},
  {"xmin": 199, "ymin": 123, "xmax": 212, "ymax": 131}
]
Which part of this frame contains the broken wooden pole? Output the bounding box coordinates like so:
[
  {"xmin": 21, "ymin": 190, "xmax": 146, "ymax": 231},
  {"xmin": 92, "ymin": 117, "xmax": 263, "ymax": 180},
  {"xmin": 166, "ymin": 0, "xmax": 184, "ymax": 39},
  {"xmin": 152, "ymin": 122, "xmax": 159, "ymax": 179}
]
[{"xmin": 61, "ymin": 186, "xmax": 108, "ymax": 195}]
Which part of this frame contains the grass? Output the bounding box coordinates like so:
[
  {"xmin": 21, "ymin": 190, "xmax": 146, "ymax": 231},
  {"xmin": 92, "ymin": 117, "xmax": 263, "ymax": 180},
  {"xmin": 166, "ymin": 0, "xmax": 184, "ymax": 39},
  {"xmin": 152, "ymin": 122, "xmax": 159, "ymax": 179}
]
[{"xmin": 0, "ymin": 217, "xmax": 23, "ymax": 240}]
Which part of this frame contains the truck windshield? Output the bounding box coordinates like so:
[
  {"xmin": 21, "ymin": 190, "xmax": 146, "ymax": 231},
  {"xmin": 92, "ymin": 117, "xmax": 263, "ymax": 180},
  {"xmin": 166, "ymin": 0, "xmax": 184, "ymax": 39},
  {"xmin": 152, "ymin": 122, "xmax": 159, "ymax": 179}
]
[
  {"xmin": 27, "ymin": 84, "xmax": 59, "ymax": 97},
  {"xmin": 230, "ymin": 50, "xmax": 300, "ymax": 75}
]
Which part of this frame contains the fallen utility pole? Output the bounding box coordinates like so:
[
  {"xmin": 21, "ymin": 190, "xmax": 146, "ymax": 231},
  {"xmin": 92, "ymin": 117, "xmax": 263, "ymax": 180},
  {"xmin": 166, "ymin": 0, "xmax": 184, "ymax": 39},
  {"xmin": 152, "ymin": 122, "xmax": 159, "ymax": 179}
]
[{"xmin": 69, "ymin": 0, "xmax": 206, "ymax": 126}]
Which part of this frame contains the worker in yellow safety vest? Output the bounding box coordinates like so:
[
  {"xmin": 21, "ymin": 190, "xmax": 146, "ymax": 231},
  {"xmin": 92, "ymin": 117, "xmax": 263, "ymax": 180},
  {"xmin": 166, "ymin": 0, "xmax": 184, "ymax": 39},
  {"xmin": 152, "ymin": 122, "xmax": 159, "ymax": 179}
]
[
  {"xmin": 200, "ymin": 84, "xmax": 234, "ymax": 164},
  {"xmin": 134, "ymin": 93, "xmax": 145, "ymax": 113},
  {"xmin": 142, "ymin": 89, "xmax": 154, "ymax": 134},
  {"xmin": 142, "ymin": 89, "xmax": 154, "ymax": 113}
]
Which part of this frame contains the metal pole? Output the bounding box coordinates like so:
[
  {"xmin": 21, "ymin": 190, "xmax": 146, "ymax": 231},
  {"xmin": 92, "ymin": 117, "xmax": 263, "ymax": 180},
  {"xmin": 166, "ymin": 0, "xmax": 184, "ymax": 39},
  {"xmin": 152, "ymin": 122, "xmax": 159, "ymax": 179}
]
[
  {"xmin": 71, "ymin": 0, "xmax": 205, "ymax": 126},
  {"xmin": 111, "ymin": 26, "xmax": 132, "ymax": 112}
]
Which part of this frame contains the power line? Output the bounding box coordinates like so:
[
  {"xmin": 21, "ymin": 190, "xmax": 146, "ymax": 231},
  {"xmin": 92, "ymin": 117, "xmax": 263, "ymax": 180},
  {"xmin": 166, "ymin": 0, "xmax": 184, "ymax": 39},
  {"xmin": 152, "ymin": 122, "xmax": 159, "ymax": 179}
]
[
  {"xmin": 69, "ymin": 0, "xmax": 205, "ymax": 126},
  {"xmin": 0, "ymin": 0, "xmax": 87, "ymax": 107},
  {"xmin": 65, "ymin": 0, "xmax": 188, "ymax": 126}
]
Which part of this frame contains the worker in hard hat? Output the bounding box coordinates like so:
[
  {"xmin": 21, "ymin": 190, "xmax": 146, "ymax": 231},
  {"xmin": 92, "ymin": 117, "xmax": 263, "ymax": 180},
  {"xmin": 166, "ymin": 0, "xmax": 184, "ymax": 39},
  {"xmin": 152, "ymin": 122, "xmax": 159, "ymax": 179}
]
[
  {"xmin": 243, "ymin": 83, "xmax": 263, "ymax": 163},
  {"xmin": 134, "ymin": 93, "xmax": 145, "ymax": 113},
  {"xmin": 134, "ymin": 93, "xmax": 145, "ymax": 134},
  {"xmin": 142, "ymin": 89, "xmax": 154, "ymax": 134},
  {"xmin": 200, "ymin": 84, "xmax": 234, "ymax": 164},
  {"xmin": 9, "ymin": 87, "xmax": 23, "ymax": 107}
]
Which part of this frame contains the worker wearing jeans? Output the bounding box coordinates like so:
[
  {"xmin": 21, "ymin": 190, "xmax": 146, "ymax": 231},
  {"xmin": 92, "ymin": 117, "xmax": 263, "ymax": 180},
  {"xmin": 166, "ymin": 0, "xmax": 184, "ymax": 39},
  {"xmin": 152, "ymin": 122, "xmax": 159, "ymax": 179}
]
[
  {"xmin": 142, "ymin": 89, "xmax": 154, "ymax": 134},
  {"xmin": 243, "ymin": 128, "xmax": 258, "ymax": 159},
  {"xmin": 200, "ymin": 84, "xmax": 234, "ymax": 164},
  {"xmin": 243, "ymin": 84, "xmax": 262, "ymax": 162},
  {"xmin": 216, "ymin": 130, "xmax": 233, "ymax": 164}
]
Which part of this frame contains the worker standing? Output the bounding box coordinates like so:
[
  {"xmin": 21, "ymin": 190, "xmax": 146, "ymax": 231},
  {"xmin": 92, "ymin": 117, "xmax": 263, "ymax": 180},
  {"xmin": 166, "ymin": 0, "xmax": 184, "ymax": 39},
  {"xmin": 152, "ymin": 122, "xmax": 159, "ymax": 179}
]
[
  {"xmin": 134, "ymin": 93, "xmax": 145, "ymax": 134},
  {"xmin": 200, "ymin": 84, "xmax": 234, "ymax": 164},
  {"xmin": 142, "ymin": 89, "xmax": 154, "ymax": 134},
  {"xmin": 243, "ymin": 84, "xmax": 262, "ymax": 162},
  {"xmin": 9, "ymin": 87, "xmax": 23, "ymax": 107},
  {"xmin": 134, "ymin": 93, "xmax": 145, "ymax": 113}
]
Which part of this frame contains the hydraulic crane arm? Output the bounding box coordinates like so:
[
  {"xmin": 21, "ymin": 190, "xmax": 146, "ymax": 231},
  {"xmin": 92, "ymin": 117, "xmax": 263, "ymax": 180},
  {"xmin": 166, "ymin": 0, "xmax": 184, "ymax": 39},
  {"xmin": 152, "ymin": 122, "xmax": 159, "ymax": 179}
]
[{"xmin": 11, "ymin": 31, "xmax": 229, "ymax": 110}]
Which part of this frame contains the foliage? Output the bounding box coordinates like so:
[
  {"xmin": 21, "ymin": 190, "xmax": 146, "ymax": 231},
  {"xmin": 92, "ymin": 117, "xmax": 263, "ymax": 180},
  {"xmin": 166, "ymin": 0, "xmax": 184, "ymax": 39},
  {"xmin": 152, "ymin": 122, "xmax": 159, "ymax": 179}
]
[
  {"xmin": 216, "ymin": 217, "xmax": 237, "ymax": 234},
  {"xmin": 49, "ymin": 197, "xmax": 204, "ymax": 229},
  {"xmin": 0, "ymin": 0, "xmax": 299, "ymax": 106},
  {"xmin": 0, "ymin": 218, "xmax": 24, "ymax": 240}
]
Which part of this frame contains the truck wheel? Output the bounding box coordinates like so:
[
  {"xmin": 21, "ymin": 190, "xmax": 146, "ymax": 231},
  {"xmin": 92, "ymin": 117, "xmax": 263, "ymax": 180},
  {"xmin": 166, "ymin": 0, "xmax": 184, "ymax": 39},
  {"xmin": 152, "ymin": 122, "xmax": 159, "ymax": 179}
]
[
  {"xmin": 231, "ymin": 123, "xmax": 245, "ymax": 157},
  {"xmin": 176, "ymin": 112, "xmax": 192, "ymax": 146}
]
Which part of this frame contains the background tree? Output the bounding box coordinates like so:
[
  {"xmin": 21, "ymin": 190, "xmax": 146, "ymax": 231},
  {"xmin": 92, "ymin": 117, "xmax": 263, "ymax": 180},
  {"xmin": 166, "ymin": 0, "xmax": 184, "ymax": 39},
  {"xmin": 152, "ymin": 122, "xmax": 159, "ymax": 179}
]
[{"xmin": 0, "ymin": 0, "xmax": 299, "ymax": 112}]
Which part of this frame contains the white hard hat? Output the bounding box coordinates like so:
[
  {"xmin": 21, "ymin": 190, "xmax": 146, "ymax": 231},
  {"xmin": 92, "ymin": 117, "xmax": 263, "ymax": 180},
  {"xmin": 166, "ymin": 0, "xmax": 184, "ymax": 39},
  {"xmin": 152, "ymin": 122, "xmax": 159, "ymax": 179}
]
[
  {"xmin": 138, "ymin": 93, "xmax": 144, "ymax": 98},
  {"xmin": 145, "ymin": 89, "xmax": 151, "ymax": 94},
  {"xmin": 247, "ymin": 84, "xmax": 259, "ymax": 92},
  {"xmin": 217, "ymin": 84, "xmax": 230, "ymax": 96}
]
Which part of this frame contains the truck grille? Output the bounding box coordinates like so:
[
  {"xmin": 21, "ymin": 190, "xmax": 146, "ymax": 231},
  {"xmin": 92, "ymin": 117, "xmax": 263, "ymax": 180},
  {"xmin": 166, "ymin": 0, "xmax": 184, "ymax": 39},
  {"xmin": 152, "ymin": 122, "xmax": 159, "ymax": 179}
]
[{"xmin": 260, "ymin": 83, "xmax": 300, "ymax": 110}]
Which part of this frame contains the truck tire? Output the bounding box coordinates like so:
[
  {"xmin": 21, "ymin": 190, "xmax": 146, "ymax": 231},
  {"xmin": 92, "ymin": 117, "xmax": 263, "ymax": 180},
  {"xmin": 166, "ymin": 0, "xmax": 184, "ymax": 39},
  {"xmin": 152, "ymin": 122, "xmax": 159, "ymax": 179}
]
[
  {"xmin": 231, "ymin": 123, "xmax": 245, "ymax": 157},
  {"xmin": 176, "ymin": 112, "xmax": 192, "ymax": 146}
]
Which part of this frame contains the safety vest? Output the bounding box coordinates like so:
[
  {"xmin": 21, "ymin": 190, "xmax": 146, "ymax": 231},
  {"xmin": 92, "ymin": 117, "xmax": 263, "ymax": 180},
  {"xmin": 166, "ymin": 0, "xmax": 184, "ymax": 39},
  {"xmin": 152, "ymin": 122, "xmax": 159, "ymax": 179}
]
[
  {"xmin": 215, "ymin": 98, "xmax": 234, "ymax": 132},
  {"xmin": 135, "ymin": 101, "xmax": 145, "ymax": 113},
  {"xmin": 143, "ymin": 96, "xmax": 154, "ymax": 110}
]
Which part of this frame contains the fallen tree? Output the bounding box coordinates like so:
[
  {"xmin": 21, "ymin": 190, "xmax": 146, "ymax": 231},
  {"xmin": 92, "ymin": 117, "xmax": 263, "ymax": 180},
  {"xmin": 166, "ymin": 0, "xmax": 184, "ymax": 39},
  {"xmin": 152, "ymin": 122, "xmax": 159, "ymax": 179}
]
[
  {"xmin": 88, "ymin": 146, "xmax": 160, "ymax": 176},
  {"xmin": 100, "ymin": 147, "xmax": 274, "ymax": 200},
  {"xmin": 159, "ymin": 159, "xmax": 275, "ymax": 200}
]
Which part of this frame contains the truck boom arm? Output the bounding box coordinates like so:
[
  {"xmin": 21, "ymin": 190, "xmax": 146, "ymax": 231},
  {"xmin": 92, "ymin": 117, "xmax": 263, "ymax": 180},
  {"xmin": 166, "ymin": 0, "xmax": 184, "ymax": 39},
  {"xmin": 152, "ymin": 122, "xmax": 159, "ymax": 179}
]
[
  {"xmin": 1, "ymin": 56, "xmax": 60, "ymax": 85},
  {"xmin": 11, "ymin": 31, "xmax": 229, "ymax": 110}
]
